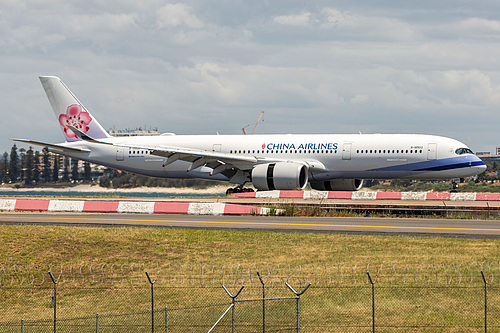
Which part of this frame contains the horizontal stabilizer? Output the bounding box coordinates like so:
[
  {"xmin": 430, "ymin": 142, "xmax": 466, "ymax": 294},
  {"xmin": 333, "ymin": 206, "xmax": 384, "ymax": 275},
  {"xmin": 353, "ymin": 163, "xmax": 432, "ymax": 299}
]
[
  {"xmin": 67, "ymin": 125, "xmax": 111, "ymax": 145},
  {"xmin": 12, "ymin": 139, "xmax": 91, "ymax": 153}
]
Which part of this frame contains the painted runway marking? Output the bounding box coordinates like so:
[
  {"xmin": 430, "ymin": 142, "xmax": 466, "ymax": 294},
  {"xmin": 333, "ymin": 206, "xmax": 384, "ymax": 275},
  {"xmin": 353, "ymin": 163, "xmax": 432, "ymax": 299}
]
[{"xmin": 2, "ymin": 214, "xmax": 500, "ymax": 232}]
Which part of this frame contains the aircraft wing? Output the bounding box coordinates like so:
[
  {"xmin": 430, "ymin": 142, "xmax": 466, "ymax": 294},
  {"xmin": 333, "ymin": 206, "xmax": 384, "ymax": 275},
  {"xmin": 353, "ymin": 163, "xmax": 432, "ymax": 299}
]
[
  {"xmin": 12, "ymin": 139, "xmax": 91, "ymax": 153},
  {"xmin": 114, "ymin": 143, "xmax": 261, "ymax": 173}
]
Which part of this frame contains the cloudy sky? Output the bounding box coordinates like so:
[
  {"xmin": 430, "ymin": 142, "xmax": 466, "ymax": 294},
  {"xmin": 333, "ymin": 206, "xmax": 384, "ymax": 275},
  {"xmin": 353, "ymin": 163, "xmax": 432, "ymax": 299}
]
[{"xmin": 1, "ymin": 0, "xmax": 500, "ymax": 154}]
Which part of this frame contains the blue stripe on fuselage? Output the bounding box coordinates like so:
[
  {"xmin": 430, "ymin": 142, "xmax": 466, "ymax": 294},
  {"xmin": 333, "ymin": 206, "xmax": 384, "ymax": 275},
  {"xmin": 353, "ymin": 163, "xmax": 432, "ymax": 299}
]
[{"xmin": 369, "ymin": 155, "xmax": 485, "ymax": 173}]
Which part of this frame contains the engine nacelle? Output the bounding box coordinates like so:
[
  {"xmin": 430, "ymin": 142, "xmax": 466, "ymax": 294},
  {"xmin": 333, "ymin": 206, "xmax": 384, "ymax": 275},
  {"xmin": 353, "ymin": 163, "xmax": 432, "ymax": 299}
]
[
  {"xmin": 252, "ymin": 162, "xmax": 308, "ymax": 191},
  {"xmin": 310, "ymin": 179, "xmax": 364, "ymax": 191}
]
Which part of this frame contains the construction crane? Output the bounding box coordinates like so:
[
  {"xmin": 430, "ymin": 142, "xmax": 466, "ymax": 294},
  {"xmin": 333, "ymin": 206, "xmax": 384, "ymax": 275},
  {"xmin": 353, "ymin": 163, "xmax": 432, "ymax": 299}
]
[{"xmin": 242, "ymin": 111, "xmax": 264, "ymax": 135}]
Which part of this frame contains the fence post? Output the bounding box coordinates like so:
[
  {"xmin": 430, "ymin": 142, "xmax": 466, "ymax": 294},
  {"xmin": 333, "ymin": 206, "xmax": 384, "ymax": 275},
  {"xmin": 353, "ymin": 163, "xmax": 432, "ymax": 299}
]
[
  {"xmin": 48, "ymin": 271, "xmax": 57, "ymax": 333},
  {"xmin": 481, "ymin": 270, "xmax": 489, "ymax": 333},
  {"xmin": 21, "ymin": 319, "xmax": 24, "ymax": 333},
  {"xmin": 96, "ymin": 313, "xmax": 99, "ymax": 333},
  {"xmin": 285, "ymin": 282, "xmax": 312, "ymax": 333},
  {"xmin": 145, "ymin": 271, "xmax": 157, "ymax": 333},
  {"xmin": 223, "ymin": 285, "xmax": 245, "ymax": 333},
  {"xmin": 257, "ymin": 272, "xmax": 265, "ymax": 332},
  {"xmin": 367, "ymin": 271, "xmax": 379, "ymax": 333},
  {"xmin": 165, "ymin": 306, "xmax": 168, "ymax": 333}
]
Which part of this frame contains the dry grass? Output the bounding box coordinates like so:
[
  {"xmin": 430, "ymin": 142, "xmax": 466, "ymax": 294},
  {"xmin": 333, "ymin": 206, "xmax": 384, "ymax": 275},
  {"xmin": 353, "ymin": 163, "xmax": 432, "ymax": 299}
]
[
  {"xmin": 1, "ymin": 225, "xmax": 499, "ymax": 267},
  {"xmin": 1, "ymin": 225, "xmax": 499, "ymax": 331}
]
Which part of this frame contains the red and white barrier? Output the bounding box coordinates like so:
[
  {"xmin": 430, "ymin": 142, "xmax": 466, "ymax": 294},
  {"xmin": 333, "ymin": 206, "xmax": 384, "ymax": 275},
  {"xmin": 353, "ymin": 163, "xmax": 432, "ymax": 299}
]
[
  {"xmin": 0, "ymin": 198, "xmax": 273, "ymax": 215},
  {"xmin": 231, "ymin": 190, "xmax": 500, "ymax": 201}
]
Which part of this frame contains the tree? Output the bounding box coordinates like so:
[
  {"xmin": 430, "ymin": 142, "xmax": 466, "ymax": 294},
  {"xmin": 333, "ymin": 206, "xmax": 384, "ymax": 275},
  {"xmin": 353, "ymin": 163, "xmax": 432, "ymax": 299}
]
[
  {"xmin": 52, "ymin": 154, "xmax": 59, "ymax": 182},
  {"xmin": 99, "ymin": 175, "xmax": 111, "ymax": 187},
  {"xmin": 71, "ymin": 158, "xmax": 79, "ymax": 182},
  {"xmin": 62, "ymin": 156, "xmax": 70, "ymax": 182},
  {"xmin": 84, "ymin": 162, "xmax": 92, "ymax": 182},
  {"xmin": 19, "ymin": 148, "xmax": 26, "ymax": 182},
  {"xmin": 24, "ymin": 147, "xmax": 34, "ymax": 185},
  {"xmin": 33, "ymin": 151, "xmax": 40, "ymax": 184},
  {"xmin": 0, "ymin": 152, "xmax": 7, "ymax": 184},
  {"xmin": 9, "ymin": 144, "xmax": 19, "ymax": 182},
  {"xmin": 42, "ymin": 148, "xmax": 51, "ymax": 182}
]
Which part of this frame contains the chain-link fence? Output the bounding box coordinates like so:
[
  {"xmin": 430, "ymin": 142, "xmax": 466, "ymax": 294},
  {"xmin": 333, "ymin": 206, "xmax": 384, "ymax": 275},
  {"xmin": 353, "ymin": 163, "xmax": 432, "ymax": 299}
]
[{"xmin": 0, "ymin": 262, "xmax": 499, "ymax": 332}]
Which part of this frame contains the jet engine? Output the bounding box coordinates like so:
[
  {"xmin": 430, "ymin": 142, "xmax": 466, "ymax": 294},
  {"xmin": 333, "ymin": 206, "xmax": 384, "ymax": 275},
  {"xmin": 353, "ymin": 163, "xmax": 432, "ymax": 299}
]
[
  {"xmin": 252, "ymin": 162, "xmax": 308, "ymax": 191},
  {"xmin": 310, "ymin": 179, "xmax": 363, "ymax": 191}
]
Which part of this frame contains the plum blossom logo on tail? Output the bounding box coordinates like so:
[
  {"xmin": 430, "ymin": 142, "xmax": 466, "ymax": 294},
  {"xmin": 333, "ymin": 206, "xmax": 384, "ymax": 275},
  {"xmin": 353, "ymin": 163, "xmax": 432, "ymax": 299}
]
[{"xmin": 59, "ymin": 104, "xmax": 92, "ymax": 139}]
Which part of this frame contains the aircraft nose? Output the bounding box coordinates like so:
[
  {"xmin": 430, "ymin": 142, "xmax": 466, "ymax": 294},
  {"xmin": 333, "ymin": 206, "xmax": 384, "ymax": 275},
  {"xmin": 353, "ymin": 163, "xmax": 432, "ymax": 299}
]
[{"xmin": 470, "ymin": 156, "xmax": 487, "ymax": 175}]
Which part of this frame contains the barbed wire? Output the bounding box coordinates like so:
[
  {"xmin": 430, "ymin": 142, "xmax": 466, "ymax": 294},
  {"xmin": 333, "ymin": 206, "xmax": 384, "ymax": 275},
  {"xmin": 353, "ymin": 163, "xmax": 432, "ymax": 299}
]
[{"xmin": 0, "ymin": 262, "xmax": 498, "ymax": 288}]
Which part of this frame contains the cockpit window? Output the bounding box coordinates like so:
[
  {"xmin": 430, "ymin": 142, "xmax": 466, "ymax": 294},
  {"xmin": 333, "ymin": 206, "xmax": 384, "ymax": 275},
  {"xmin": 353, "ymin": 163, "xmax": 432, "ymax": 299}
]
[{"xmin": 455, "ymin": 148, "xmax": 474, "ymax": 155}]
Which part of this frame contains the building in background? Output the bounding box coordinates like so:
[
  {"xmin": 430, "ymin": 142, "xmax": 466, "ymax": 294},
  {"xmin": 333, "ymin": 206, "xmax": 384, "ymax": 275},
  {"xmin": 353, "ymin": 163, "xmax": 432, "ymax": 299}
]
[{"xmin": 108, "ymin": 127, "xmax": 160, "ymax": 137}]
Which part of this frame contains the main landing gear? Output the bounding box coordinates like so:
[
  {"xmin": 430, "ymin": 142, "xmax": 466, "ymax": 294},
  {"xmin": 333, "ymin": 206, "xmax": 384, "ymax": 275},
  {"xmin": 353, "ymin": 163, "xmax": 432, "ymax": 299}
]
[{"xmin": 226, "ymin": 187, "xmax": 255, "ymax": 196}]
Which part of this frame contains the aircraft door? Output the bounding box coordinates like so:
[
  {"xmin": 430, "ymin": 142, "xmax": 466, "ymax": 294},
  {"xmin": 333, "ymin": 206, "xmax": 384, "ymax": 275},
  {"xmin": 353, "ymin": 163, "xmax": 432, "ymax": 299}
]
[
  {"xmin": 427, "ymin": 143, "xmax": 437, "ymax": 160},
  {"xmin": 342, "ymin": 143, "xmax": 352, "ymax": 160},
  {"xmin": 116, "ymin": 147, "xmax": 124, "ymax": 161},
  {"xmin": 212, "ymin": 144, "xmax": 222, "ymax": 152}
]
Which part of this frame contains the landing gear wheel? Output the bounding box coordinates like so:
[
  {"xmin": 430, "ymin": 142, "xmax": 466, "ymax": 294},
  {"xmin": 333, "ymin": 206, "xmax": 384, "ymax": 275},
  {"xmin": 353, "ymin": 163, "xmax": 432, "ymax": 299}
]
[{"xmin": 226, "ymin": 187, "xmax": 255, "ymax": 196}]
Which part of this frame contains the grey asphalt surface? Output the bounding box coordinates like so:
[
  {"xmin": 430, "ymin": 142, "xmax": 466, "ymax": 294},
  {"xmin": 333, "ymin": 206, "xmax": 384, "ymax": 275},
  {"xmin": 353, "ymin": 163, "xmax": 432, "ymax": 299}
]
[{"xmin": 1, "ymin": 212, "xmax": 499, "ymax": 239}]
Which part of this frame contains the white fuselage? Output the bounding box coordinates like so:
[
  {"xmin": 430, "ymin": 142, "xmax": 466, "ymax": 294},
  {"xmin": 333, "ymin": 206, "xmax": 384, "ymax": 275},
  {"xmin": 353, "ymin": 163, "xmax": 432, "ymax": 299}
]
[{"xmin": 54, "ymin": 133, "xmax": 486, "ymax": 183}]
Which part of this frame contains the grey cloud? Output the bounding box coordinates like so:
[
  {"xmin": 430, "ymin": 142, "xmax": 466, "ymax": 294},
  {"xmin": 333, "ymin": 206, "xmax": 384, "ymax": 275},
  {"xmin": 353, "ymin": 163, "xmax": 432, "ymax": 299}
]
[{"xmin": 1, "ymin": 1, "xmax": 500, "ymax": 154}]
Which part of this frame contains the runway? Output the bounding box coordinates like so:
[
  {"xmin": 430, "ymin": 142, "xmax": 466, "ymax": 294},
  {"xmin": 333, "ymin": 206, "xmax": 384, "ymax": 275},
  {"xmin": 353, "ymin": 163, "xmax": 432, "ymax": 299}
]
[{"xmin": 1, "ymin": 212, "xmax": 500, "ymax": 239}]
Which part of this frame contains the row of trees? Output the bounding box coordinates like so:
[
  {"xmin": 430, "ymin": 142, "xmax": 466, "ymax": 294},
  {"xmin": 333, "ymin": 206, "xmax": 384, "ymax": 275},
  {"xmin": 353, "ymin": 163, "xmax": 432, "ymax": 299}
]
[
  {"xmin": 0, "ymin": 144, "xmax": 92, "ymax": 185},
  {"xmin": 2, "ymin": 144, "xmax": 219, "ymax": 188}
]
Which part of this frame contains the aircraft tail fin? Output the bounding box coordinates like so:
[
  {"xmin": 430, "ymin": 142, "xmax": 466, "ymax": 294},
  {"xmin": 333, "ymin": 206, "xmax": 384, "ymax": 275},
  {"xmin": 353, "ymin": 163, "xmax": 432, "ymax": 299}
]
[{"xmin": 39, "ymin": 76, "xmax": 110, "ymax": 142}]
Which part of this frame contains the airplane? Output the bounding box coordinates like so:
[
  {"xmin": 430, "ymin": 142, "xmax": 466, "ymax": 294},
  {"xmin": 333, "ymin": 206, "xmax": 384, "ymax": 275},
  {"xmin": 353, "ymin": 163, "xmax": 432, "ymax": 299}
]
[{"xmin": 14, "ymin": 76, "xmax": 487, "ymax": 195}]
